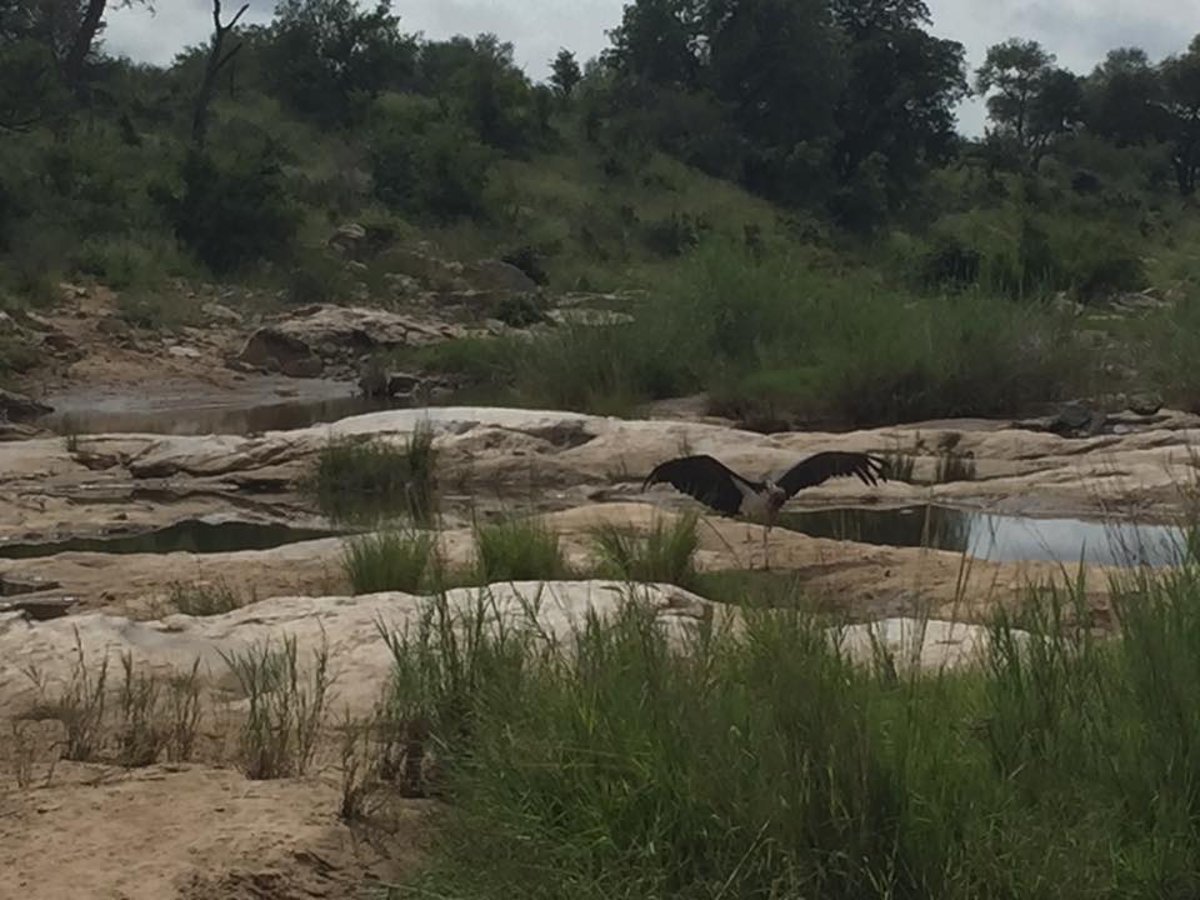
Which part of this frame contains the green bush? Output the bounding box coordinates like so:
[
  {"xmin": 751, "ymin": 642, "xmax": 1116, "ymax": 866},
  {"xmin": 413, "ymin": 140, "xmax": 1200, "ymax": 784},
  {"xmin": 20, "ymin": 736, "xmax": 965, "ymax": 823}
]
[
  {"xmin": 307, "ymin": 427, "xmax": 438, "ymax": 526},
  {"xmin": 639, "ymin": 211, "xmax": 706, "ymax": 257},
  {"xmin": 590, "ymin": 511, "xmax": 700, "ymax": 589},
  {"xmin": 369, "ymin": 95, "xmax": 494, "ymax": 221},
  {"xmin": 73, "ymin": 235, "xmax": 189, "ymax": 290},
  {"xmin": 167, "ymin": 146, "xmax": 300, "ymax": 274},
  {"xmin": 342, "ymin": 528, "xmax": 437, "ymax": 594},
  {"xmin": 906, "ymin": 206, "xmax": 1149, "ymax": 302},
  {"xmin": 917, "ymin": 231, "xmax": 982, "ymax": 289},
  {"xmin": 284, "ymin": 248, "xmax": 354, "ymax": 305},
  {"xmin": 116, "ymin": 289, "xmax": 199, "ymax": 331},
  {"xmin": 491, "ymin": 293, "xmax": 547, "ymax": 327},
  {"xmin": 491, "ymin": 240, "xmax": 1086, "ymax": 425},
  {"xmin": 1055, "ymin": 223, "xmax": 1148, "ymax": 301},
  {"xmin": 474, "ymin": 515, "xmax": 569, "ymax": 582}
]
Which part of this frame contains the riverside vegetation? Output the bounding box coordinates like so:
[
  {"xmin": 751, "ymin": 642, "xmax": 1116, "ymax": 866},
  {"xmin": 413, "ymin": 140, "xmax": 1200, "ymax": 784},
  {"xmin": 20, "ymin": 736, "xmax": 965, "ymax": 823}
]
[
  {"xmin": 3, "ymin": 1, "xmax": 1200, "ymax": 423},
  {"xmin": 7, "ymin": 0, "xmax": 1200, "ymax": 895},
  {"xmin": 316, "ymin": 433, "xmax": 1200, "ymax": 897}
]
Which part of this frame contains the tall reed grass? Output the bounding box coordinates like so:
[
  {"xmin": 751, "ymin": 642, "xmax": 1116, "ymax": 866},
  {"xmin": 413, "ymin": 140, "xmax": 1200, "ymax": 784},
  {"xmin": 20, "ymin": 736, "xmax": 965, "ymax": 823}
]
[
  {"xmin": 383, "ymin": 554, "xmax": 1200, "ymax": 898},
  {"xmin": 308, "ymin": 424, "xmax": 438, "ymax": 526},
  {"xmin": 410, "ymin": 239, "xmax": 1090, "ymax": 425}
]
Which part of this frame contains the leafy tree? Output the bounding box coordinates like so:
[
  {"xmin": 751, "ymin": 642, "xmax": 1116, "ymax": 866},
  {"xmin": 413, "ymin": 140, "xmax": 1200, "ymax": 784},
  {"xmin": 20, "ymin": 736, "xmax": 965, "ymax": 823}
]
[
  {"xmin": 367, "ymin": 95, "xmax": 493, "ymax": 220},
  {"xmin": 976, "ymin": 38, "xmax": 1081, "ymax": 169},
  {"xmin": 602, "ymin": 0, "xmax": 843, "ymax": 203},
  {"xmin": 264, "ymin": 0, "xmax": 416, "ymax": 125},
  {"xmin": 1084, "ymin": 47, "xmax": 1166, "ymax": 147},
  {"xmin": 604, "ymin": 0, "xmax": 709, "ymax": 91},
  {"xmin": 165, "ymin": 144, "xmax": 299, "ymax": 273},
  {"xmin": 191, "ymin": 0, "xmax": 249, "ymax": 148},
  {"xmin": 1027, "ymin": 68, "xmax": 1084, "ymax": 164},
  {"xmin": 418, "ymin": 34, "xmax": 538, "ymax": 152},
  {"xmin": 1159, "ymin": 35, "xmax": 1200, "ymax": 195},
  {"xmin": 829, "ymin": 0, "xmax": 967, "ymax": 225},
  {"xmin": 0, "ymin": 37, "xmax": 65, "ymax": 130},
  {"xmin": 706, "ymin": 0, "xmax": 843, "ymax": 157},
  {"xmin": 0, "ymin": 0, "xmax": 151, "ymax": 97},
  {"xmin": 549, "ymin": 48, "xmax": 581, "ymax": 99},
  {"xmin": 976, "ymin": 39, "xmax": 1051, "ymax": 146}
]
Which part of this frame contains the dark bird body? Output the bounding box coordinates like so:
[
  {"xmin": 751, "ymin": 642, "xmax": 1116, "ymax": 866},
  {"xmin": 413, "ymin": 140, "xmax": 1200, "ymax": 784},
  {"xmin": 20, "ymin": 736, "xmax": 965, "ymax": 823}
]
[{"xmin": 641, "ymin": 451, "xmax": 886, "ymax": 566}]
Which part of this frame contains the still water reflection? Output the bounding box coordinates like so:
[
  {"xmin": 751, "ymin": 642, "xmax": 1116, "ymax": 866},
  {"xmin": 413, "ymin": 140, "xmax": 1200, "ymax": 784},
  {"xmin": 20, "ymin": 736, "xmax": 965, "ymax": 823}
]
[
  {"xmin": 777, "ymin": 505, "xmax": 1192, "ymax": 568},
  {"xmin": 0, "ymin": 520, "xmax": 338, "ymax": 559}
]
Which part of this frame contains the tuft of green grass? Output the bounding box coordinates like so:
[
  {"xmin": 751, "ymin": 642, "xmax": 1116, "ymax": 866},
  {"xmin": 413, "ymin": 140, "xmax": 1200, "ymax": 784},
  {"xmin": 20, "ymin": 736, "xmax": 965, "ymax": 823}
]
[
  {"xmin": 1136, "ymin": 291, "xmax": 1200, "ymax": 413},
  {"xmin": 474, "ymin": 514, "xmax": 570, "ymax": 583},
  {"xmin": 28, "ymin": 630, "xmax": 110, "ymax": 763},
  {"xmin": 20, "ymin": 642, "xmax": 205, "ymax": 770},
  {"xmin": 376, "ymin": 587, "xmax": 540, "ymax": 799},
  {"xmin": 590, "ymin": 510, "xmax": 700, "ymax": 589},
  {"xmin": 116, "ymin": 652, "xmax": 166, "ymax": 767},
  {"xmin": 308, "ymin": 424, "xmax": 438, "ymax": 526},
  {"xmin": 342, "ymin": 528, "xmax": 437, "ymax": 595},
  {"xmin": 168, "ymin": 579, "xmax": 244, "ymax": 617},
  {"xmin": 0, "ymin": 331, "xmax": 42, "ymax": 380},
  {"xmin": 164, "ymin": 659, "xmax": 204, "ymax": 763},
  {"xmin": 221, "ymin": 633, "xmax": 332, "ymax": 780},
  {"xmin": 72, "ymin": 234, "xmax": 192, "ymax": 291}
]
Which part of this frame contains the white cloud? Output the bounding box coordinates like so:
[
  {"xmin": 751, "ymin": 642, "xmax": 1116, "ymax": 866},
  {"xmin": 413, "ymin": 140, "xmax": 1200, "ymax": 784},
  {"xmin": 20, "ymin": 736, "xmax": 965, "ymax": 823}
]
[{"xmin": 101, "ymin": 0, "xmax": 1193, "ymax": 136}]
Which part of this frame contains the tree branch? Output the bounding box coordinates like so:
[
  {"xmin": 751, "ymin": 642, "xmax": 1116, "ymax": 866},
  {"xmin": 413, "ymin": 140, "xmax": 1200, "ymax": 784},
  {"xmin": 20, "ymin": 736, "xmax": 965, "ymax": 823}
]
[{"xmin": 191, "ymin": 0, "xmax": 250, "ymax": 148}]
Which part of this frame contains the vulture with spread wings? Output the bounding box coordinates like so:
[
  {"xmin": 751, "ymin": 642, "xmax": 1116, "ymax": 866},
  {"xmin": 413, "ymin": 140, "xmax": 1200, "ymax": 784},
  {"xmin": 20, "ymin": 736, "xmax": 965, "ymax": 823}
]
[{"xmin": 641, "ymin": 451, "xmax": 886, "ymax": 566}]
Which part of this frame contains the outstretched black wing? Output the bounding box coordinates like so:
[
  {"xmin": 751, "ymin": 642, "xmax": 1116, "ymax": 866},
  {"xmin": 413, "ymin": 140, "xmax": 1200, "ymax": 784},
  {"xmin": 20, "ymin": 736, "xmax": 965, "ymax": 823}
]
[
  {"xmin": 642, "ymin": 454, "xmax": 754, "ymax": 517},
  {"xmin": 776, "ymin": 451, "xmax": 886, "ymax": 499}
]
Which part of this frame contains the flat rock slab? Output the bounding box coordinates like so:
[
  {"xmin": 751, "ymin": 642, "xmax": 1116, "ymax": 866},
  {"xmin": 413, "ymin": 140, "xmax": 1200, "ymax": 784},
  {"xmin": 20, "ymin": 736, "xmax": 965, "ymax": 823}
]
[
  {"xmin": 0, "ymin": 580, "xmax": 713, "ymax": 720},
  {"xmin": 1, "ymin": 403, "xmax": 1197, "ymax": 563},
  {"xmin": 0, "ymin": 575, "xmax": 1018, "ymax": 727}
]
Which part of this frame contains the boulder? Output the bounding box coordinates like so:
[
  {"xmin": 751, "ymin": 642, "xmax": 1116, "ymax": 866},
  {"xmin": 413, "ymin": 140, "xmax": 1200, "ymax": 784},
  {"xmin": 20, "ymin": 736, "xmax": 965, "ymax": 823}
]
[
  {"xmin": 41, "ymin": 332, "xmax": 80, "ymax": 356},
  {"xmin": 237, "ymin": 328, "xmax": 323, "ymax": 377},
  {"xmin": 1128, "ymin": 392, "xmax": 1164, "ymax": 417},
  {"xmin": 0, "ymin": 422, "xmax": 45, "ymax": 441},
  {"xmin": 236, "ymin": 305, "xmax": 456, "ymax": 376},
  {"xmin": 0, "ymin": 388, "xmax": 52, "ymax": 422},
  {"xmin": 386, "ymin": 248, "xmax": 467, "ymax": 291},
  {"xmin": 357, "ymin": 366, "xmax": 432, "ymax": 400},
  {"xmin": 463, "ymin": 259, "xmax": 539, "ymax": 294},
  {"xmin": 382, "ymin": 272, "xmax": 422, "ymax": 298},
  {"xmin": 328, "ymin": 222, "xmax": 366, "ymax": 256},
  {"xmin": 385, "ymin": 372, "xmax": 422, "ymax": 396},
  {"xmin": 202, "ymin": 302, "xmax": 243, "ymax": 324}
]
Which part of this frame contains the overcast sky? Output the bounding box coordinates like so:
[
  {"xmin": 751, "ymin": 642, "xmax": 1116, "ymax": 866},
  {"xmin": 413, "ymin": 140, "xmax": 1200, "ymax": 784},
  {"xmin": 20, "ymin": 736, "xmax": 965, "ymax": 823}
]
[{"xmin": 102, "ymin": 0, "xmax": 1193, "ymax": 136}]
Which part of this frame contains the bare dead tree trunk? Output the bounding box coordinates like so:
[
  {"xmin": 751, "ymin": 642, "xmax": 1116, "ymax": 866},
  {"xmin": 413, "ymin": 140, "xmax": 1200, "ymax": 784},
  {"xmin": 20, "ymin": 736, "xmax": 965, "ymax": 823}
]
[
  {"xmin": 191, "ymin": 0, "xmax": 249, "ymax": 149},
  {"xmin": 62, "ymin": 0, "xmax": 107, "ymax": 95}
]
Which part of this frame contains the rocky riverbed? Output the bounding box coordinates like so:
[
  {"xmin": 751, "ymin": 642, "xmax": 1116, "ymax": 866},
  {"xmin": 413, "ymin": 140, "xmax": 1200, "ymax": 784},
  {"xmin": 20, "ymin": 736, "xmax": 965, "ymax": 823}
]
[{"xmin": 2, "ymin": 268, "xmax": 1198, "ymax": 897}]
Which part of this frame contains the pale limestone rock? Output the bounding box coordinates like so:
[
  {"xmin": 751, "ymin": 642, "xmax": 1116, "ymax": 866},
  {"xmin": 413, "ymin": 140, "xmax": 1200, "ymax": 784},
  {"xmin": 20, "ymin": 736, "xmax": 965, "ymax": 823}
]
[{"xmin": 0, "ymin": 580, "xmax": 713, "ymax": 718}]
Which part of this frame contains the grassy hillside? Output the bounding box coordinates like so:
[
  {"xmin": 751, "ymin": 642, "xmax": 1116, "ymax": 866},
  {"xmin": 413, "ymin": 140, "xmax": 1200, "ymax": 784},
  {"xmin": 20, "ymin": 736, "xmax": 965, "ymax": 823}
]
[{"xmin": 2, "ymin": 2, "xmax": 1198, "ymax": 428}]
